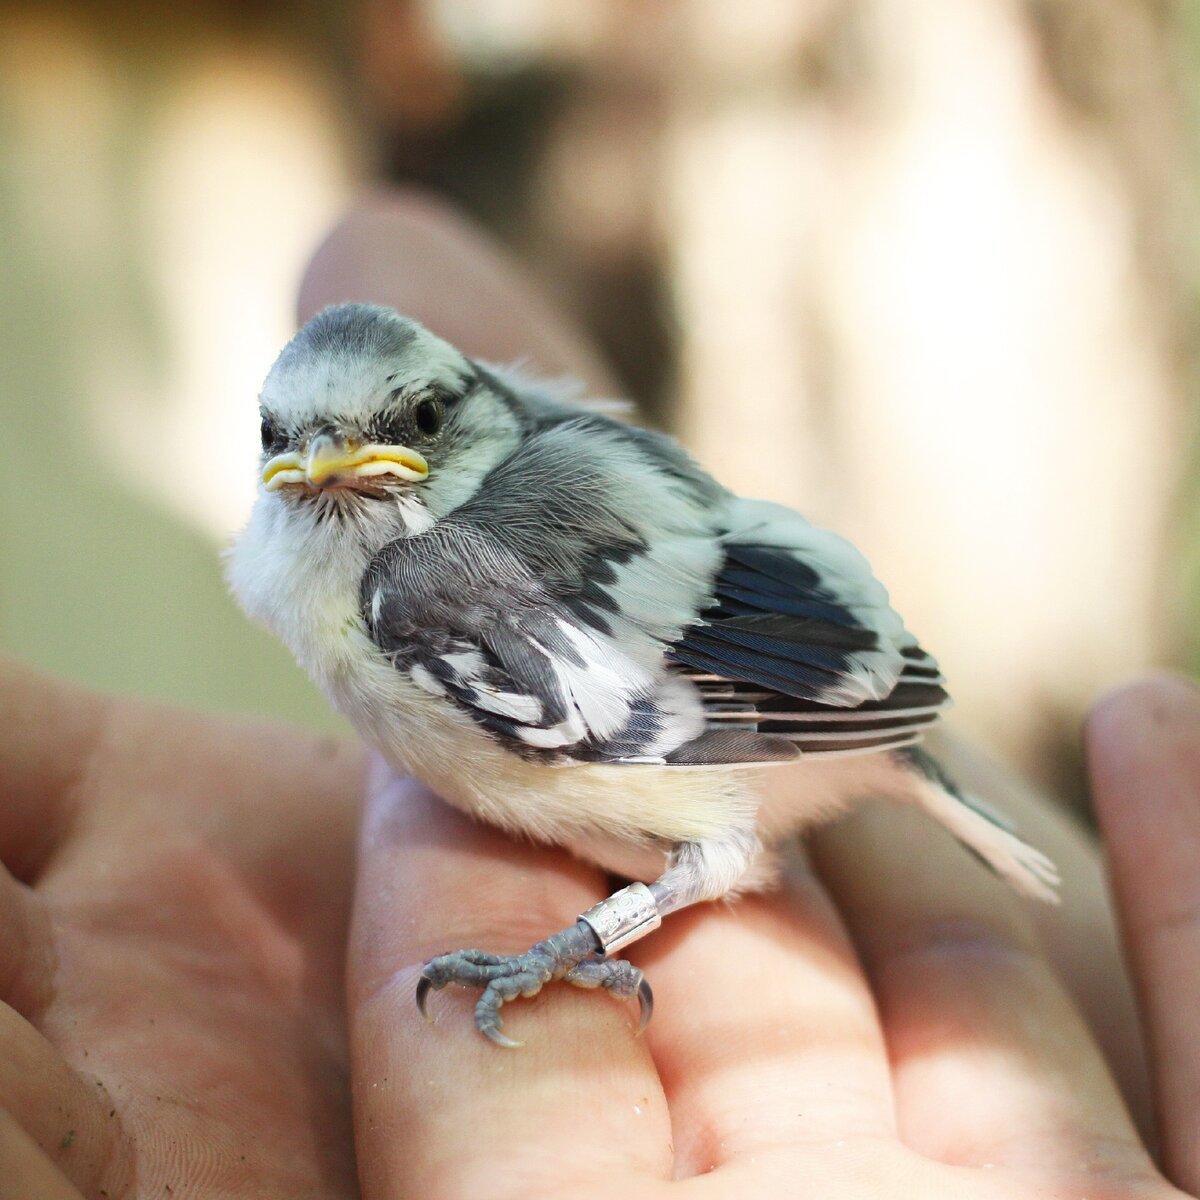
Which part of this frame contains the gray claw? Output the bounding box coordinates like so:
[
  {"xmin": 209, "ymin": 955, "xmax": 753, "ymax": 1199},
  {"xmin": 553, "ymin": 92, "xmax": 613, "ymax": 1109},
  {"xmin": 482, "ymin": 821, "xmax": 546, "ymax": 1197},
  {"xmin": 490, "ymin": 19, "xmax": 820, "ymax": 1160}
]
[
  {"xmin": 635, "ymin": 975, "xmax": 654, "ymax": 1036},
  {"xmin": 481, "ymin": 1024, "xmax": 523, "ymax": 1050},
  {"xmin": 415, "ymin": 973, "xmax": 435, "ymax": 1022}
]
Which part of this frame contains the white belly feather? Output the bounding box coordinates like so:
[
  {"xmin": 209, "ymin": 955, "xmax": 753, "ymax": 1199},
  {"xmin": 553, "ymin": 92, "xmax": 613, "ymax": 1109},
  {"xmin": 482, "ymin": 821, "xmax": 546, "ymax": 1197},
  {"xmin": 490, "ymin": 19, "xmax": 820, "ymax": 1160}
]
[{"xmin": 317, "ymin": 601, "xmax": 914, "ymax": 877}]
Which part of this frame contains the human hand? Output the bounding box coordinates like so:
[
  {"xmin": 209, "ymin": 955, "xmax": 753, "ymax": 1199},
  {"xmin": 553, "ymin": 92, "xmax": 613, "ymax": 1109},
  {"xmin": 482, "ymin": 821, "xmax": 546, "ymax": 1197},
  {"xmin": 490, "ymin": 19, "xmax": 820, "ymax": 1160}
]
[
  {"xmin": 345, "ymin": 681, "xmax": 1196, "ymax": 1198},
  {"xmin": 2, "ymin": 661, "xmax": 1183, "ymax": 1200},
  {"xmin": 0, "ymin": 659, "xmax": 363, "ymax": 1198}
]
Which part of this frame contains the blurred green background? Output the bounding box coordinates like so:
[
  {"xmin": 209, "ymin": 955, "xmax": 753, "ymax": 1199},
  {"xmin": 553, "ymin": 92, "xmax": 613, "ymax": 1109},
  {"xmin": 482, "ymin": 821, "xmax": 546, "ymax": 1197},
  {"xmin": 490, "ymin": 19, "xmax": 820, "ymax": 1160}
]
[{"xmin": 1, "ymin": 0, "xmax": 1197, "ymax": 806}]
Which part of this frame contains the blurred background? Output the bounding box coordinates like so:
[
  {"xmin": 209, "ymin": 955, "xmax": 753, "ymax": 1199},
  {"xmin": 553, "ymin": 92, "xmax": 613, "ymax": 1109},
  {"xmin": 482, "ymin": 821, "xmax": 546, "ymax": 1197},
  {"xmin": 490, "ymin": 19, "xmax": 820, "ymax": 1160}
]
[{"xmin": 1, "ymin": 0, "xmax": 1197, "ymax": 809}]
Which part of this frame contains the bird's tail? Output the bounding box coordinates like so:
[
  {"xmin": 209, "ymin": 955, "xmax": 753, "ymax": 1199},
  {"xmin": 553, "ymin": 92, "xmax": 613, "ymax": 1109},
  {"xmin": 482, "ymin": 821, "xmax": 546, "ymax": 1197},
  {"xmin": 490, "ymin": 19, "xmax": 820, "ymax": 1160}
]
[{"xmin": 900, "ymin": 747, "xmax": 1061, "ymax": 903}]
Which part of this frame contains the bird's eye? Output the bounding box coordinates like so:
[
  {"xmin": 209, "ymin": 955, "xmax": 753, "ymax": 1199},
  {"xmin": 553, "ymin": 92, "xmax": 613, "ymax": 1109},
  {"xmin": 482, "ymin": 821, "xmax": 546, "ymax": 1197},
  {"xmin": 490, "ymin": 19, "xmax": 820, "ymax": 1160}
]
[
  {"xmin": 260, "ymin": 415, "xmax": 278, "ymax": 452},
  {"xmin": 414, "ymin": 397, "xmax": 444, "ymax": 437}
]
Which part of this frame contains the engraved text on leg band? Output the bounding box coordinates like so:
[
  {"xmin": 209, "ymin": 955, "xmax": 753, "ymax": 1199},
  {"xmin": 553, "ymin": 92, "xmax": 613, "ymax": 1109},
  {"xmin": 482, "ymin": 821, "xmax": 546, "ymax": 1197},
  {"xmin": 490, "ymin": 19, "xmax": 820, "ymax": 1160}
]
[{"xmin": 579, "ymin": 882, "xmax": 662, "ymax": 954}]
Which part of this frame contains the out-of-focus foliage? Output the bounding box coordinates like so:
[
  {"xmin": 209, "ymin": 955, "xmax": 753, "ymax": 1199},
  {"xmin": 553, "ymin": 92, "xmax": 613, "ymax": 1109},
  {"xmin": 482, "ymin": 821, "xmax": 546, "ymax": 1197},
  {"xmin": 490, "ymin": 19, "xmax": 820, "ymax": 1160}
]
[
  {"xmin": 363, "ymin": 1, "xmax": 1200, "ymax": 808},
  {"xmin": 1, "ymin": 0, "xmax": 1197, "ymax": 807}
]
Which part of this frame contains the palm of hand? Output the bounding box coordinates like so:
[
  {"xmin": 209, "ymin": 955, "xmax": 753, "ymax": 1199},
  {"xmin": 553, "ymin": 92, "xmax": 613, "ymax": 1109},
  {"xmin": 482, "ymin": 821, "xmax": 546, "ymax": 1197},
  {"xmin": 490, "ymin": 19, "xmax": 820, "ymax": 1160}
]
[
  {"xmin": 2, "ymin": 673, "xmax": 1184, "ymax": 1200},
  {"xmin": 0, "ymin": 662, "xmax": 362, "ymax": 1198}
]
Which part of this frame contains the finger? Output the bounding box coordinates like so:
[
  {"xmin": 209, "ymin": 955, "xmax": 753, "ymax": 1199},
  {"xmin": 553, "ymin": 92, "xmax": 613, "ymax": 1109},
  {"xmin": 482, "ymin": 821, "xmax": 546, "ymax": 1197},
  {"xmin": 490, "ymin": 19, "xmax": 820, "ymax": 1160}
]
[
  {"xmin": 0, "ymin": 659, "xmax": 105, "ymax": 882},
  {"xmin": 811, "ymin": 800, "xmax": 1149, "ymax": 1175},
  {"xmin": 347, "ymin": 763, "xmax": 672, "ymax": 1199},
  {"xmin": 0, "ymin": 1004, "xmax": 127, "ymax": 1197},
  {"xmin": 1087, "ymin": 674, "xmax": 1200, "ymax": 1192},
  {"xmin": 635, "ymin": 852, "xmax": 895, "ymax": 1177},
  {"xmin": 0, "ymin": 865, "xmax": 53, "ymax": 1017},
  {"xmin": 298, "ymin": 189, "xmax": 618, "ymax": 394},
  {"xmin": 0, "ymin": 1109, "xmax": 87, "ymax": 1200},
  {"xmin": 924, "ymin": 728, "xmax": 1153, "ymax": 1141}
]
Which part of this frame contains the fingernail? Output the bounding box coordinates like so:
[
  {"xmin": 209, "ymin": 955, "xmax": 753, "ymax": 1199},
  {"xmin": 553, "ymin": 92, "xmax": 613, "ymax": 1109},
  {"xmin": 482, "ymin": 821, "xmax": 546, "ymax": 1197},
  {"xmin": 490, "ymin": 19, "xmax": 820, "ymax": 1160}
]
[{"xmin": 1092, "ymin": 672, "xmax": 1200, "ymax": 739}]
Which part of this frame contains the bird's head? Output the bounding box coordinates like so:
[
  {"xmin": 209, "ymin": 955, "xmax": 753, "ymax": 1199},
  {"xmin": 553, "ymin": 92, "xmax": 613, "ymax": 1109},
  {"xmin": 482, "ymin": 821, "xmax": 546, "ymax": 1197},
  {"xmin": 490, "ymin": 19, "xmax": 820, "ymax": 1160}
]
[{"xmin": 253, "ymin": 304, "xmax": 531, "ymax": 543}]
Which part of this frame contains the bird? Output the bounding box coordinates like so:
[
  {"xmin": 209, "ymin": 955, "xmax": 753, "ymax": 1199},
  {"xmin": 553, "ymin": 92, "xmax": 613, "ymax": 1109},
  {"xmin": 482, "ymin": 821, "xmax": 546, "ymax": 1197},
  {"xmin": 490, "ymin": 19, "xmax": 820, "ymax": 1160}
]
[{"xmin": 228, "ymin": 302, "xmax": 1059, "ymax": 1047}]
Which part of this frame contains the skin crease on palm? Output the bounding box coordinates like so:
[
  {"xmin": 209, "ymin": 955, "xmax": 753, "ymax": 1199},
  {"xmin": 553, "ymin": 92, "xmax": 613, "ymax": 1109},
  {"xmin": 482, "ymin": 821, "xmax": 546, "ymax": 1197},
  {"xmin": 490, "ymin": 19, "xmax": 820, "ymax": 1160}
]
[{"xmin": 1, "ymin": 192, "xmax": 1198, "ymax": 1200}]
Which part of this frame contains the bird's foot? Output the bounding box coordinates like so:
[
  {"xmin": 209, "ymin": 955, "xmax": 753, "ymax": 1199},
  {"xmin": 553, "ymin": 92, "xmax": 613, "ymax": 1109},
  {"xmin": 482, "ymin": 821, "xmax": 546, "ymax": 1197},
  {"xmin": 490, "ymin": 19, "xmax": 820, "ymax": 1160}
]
[
  {"xmin": 563, "ymin": 956, "xmax": 653, "ymax": 1030},
  {"xmin": 416, "ymin": 919, "xmax": 652, "ymax": 1047}
]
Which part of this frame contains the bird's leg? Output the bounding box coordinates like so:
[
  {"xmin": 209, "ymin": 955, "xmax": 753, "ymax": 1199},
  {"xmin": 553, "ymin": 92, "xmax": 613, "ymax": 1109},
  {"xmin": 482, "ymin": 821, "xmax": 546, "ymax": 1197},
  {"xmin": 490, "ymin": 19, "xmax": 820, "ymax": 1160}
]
[{"xmin": 417, "ymin": 828, "xmax": 760, "ymax": 1046}]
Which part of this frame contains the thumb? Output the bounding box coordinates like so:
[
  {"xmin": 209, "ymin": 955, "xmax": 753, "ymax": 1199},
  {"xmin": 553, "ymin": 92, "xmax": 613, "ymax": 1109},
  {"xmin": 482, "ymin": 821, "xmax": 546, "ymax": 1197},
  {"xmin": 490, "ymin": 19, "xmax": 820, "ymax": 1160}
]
[{"xmin": 1086, "ymin": 673, "xmax": 1200, "ymax": 1191}]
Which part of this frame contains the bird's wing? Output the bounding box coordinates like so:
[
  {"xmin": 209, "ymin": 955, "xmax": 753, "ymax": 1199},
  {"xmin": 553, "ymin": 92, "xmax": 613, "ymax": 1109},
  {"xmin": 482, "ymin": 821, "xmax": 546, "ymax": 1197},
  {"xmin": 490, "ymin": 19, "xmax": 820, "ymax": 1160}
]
[
  {"xmin": 360, "ymin": 451, "xmax": 719, "ymax": 763},
  {"xmin": 662, "ymin": 498, "xmax": 949, "ymax": 764},
  {"xmin": 362, "ymin": 411, "xmax": 946, "ymax": 767},
  {"xmin": 377, "ymin": 614, "xmax": 656, "ymax": 758}
]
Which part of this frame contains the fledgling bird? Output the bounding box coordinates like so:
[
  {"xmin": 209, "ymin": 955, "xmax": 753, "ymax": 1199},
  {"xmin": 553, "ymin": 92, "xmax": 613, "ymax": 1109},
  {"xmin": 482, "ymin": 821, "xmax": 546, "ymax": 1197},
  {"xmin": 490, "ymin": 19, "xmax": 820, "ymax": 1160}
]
[{"xmin": 228, "ymin": 303, "xmax": 1059, "ymax": 1047}]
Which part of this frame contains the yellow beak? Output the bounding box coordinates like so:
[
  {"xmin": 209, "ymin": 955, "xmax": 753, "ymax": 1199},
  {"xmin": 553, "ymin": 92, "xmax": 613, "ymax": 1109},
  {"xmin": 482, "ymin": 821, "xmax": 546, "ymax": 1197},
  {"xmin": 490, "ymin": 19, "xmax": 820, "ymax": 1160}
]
[{"xmin": 262, "ymin": 434, "xmax": 429, "ymax": 491}]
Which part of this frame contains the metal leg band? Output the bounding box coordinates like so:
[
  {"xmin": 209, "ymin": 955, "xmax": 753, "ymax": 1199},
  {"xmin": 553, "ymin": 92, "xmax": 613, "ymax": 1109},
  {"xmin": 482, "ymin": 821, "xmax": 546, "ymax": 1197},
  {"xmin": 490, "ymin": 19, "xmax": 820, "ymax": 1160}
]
[{"xmin": 579, "ymin": 882, "xmax": 662, "ymax": 955}]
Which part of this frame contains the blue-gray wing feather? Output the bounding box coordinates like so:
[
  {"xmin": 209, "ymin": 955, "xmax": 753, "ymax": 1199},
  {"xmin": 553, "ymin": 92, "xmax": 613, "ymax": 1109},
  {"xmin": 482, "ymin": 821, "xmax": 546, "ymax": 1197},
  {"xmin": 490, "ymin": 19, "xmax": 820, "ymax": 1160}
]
[{"xmin": 360, "ymin": 400, "xmax": 948, "ymax": 766}]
